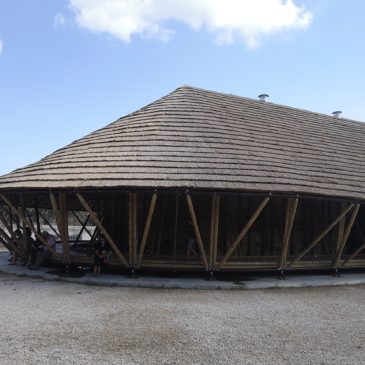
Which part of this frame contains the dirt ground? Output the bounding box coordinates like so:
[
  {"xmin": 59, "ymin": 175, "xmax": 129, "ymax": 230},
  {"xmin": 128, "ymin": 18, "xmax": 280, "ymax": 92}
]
[{"xmin": 0, "ymin": 273, "xmax": 364, "ymax": 365}]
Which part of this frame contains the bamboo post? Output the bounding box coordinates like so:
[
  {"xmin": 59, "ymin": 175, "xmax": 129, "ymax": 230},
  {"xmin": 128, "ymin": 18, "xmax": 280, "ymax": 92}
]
[
  {"xmin": 218, "ymin": 197, "xmax": 270, "ymax": 269},
  {"xmin": 128, "ymin": 192, "xmax": 133, "ymax": 268},
  {"xmin": 173, "ymin": 192, "xmax": 179, "ymax": 261},
  {"xmin": 0, "ymin": 212, "xmax": 26, "ymax": 256},
  {"xmin": 0, "ymin": 232, "xmax": 12, "ymax": 252},
  {"xmin": 34, "ymin": 196, "xmax": 41, "ymax": 234},
  {"xmin": 137, "ymin": 193, "xmax": 157, "ymax": 267},
  {"xmin": 336, "ymin": 202, "xmax": 346, "ymax": 253},
  {"xmin": 343, "ymin": 227, "xmax": 365, "ymax": 266},
  {"xmin": 20, "ymin": 194, "xmax": 28, "ymax": 257},
  {"xmin": 76, "ymin": 192, "xmax": 129, "ymax": 268},
  {"xmin": 186, "ymin": 193, "xmax": 209, "ymax": 271},
  {"xmin": 278, "ymin": 198, "xmax": 299, "ymax": 270},
  {"xmin": 51, "ymin": 192, "xmax": 71, "ymax": 265},
  {"xmin": 333, "ymin": 204, "xmax": 360, "ymax": 268},
  {"xmin": 209, "ymin": 194, "xmax": 216, "ymax": 269},
  {"xmin": 49, "ymin": 192, "xmax": 68, "ymax": 262},
  {"xmin": 289, "ymin": 203, "xmax": 354, "ymax": 267},
  {"xmin": 0, "ymin": 225, "xmax": 24, "ymax": 256},
  {"xmin": 133, "ymin": 193, "xmax": 138, "ymax": 267},
  {"xmin": 213, "ymin": 194, "xmax": 220, "ymax": 268}
]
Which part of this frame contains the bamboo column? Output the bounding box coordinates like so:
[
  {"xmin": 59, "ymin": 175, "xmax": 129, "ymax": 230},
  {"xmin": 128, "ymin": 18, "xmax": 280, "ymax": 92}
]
[
  {"xmin": 209, "ymin": 194, "xmax": 220, "ymax": 270},
  {"xmin": 128, "ymin": 192, "xmax": 138, "ymax": 269},
  {"xmin": 332, "ymin": 204, "xmax": 360, "ymax": 269},
  {"xmin": 186, "ymin": 193, "xmax": 209, "ymax": 271},
  {"xmin": 288, "ymin": 203, "xmax": 354, "ymax": 267},
  {"xmin": 218, "ymin": 197, "xmax": 270, "ymax": 269},
  {"xmin": 34, "ymin": 196, "xmax": 41, "ymax": 234},
  {"xmin": 343, "ymin": 224, "xmax": 365, "ymax": 266},
  {"xmin": 278, "ymin": 197, "xmax": 299, "ymax": 271},
  {"xmin": 77, "ymin": 192, "xmax": 129, "ymax": 268},
  {"xmin": 137, "ymin": 193, "xmax": 157, "ymax": 268}
]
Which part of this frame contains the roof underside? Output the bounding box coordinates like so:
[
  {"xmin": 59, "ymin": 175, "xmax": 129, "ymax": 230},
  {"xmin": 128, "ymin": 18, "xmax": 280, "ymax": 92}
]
[{"xmin": 1, "ymin": 86, "xmax": 364, "ymax": 200}]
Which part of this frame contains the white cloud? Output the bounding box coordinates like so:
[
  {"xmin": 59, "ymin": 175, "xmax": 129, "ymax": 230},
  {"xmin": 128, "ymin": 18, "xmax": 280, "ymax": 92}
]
[
  {"xmin": 0, "ymin": 38, "xmax": 3, "ymax": 54},
  {"xmin": 69, "ymin": 0, "xmax": 312, "ymax": 48}
]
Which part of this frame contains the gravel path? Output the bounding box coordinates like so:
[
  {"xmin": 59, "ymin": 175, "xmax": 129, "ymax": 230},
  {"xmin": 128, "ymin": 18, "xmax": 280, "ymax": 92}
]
[{"xmin": 0, "ymin": 273, "xmax": 364, "ymax": 365}]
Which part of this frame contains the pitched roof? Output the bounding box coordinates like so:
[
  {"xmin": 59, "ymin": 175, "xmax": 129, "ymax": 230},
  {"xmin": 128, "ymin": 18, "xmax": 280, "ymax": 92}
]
[{"xmin": 0, "ymin": 86, "xmax": 364, "ymax": 200}]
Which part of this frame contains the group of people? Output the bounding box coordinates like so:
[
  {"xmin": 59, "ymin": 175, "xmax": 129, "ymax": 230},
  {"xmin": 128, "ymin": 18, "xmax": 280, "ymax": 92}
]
[
  {"xmin": 9, "ymin": 228, "xmax": 56, "ymax": 269},
  {"xmin": 9, "ymin": 226, "xmax": 111, "ymax": 275}
]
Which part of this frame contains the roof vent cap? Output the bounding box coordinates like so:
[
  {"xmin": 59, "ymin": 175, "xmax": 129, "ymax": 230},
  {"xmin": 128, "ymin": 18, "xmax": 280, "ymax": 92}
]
[
  {"xmin": 332, "ymin": 111, "xmax": 342, "ymax": 118},
  {"xmin": 258, "ymin": 94, "xmax": 269, "ymax": 102}
]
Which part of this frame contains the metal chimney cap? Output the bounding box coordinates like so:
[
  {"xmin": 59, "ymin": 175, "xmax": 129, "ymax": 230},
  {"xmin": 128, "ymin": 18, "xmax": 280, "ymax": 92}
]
[
  {"xmin": 258, "ymin": 94, "xmax": 269, "ymax": 102},
  {"xmin": 332, "ymin": 111, "xmax": 342, "ymax": 118}
]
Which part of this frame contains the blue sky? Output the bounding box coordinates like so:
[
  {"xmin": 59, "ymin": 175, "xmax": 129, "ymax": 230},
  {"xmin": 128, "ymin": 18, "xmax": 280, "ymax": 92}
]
[{"xmin": 0, "ymin": 0, "xmax": 364, "ymax": 175}]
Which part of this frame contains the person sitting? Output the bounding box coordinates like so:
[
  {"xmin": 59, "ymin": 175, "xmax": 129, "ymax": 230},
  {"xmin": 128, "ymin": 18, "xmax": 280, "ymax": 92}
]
[
  {"xmin": 31, "ymin": 231, "xmax": 56, "ymax": 269},
  {"xmin": 93, "ymin": 237, "xmax": 111, "ymax": 276}
]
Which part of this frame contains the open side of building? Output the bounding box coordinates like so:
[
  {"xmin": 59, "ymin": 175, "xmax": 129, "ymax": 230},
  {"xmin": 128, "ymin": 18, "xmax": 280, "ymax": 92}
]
[{"xmin": 0, "ymin": 86, "xmax": 364, "ymax": 276}]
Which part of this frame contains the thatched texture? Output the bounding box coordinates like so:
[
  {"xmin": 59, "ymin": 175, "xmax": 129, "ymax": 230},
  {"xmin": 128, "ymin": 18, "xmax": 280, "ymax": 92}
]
[{"xmin": 0, "ymin": 86, "xmax": 364, "ymax": 200}]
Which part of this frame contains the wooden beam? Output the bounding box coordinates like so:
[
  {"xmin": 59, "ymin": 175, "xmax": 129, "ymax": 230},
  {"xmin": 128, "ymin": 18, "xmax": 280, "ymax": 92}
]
[
  {"xmin": 137, "ymin": 193, "xmax": 157, "ymax": 268},
  {"xmin": 218, "ymin": 197, "xmax": 270, "ymax": 269},
  {"xmin": 76, "ymin": 192, "xmax": 129, "ymax": 268},
  {"xmin": 278, "ymin": 198, "xmax": 299, "ymax": 270},
  {"xmin": 333, "ymin": 204, "xmax": 360, "ymax": 268},
  {"xmin": 0, "ymin": 194, "xmax": 58, "ymax": 256},
  {"xmin": 186, "ymin": 194, "xmax": 209, "ymax": 270},
  {"xmin": 289, "ymin": 203, "xmax": 354, "ymax": 267}
]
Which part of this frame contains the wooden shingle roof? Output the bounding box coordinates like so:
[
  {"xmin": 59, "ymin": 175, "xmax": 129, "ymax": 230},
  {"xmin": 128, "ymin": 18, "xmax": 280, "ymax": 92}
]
[{"xmin": 0, "ymin": 86, "xmax": 364, "ymax": 200}]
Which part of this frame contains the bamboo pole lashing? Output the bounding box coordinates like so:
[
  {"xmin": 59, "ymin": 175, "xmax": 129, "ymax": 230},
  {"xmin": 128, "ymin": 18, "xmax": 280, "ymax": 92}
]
[
  {"xmin": 218, "ymin": 197, "xmax": 270, "ymax": 269},
  {"xmin": 289, "ymin": 203, "xmax": 354, "ymax": 267},
  {"xmin": 186, "ymin": 194, "xmax": 209, "ymax": 271},
  {"xmin": 333, "ymin": 204, "xmax": 360, "ymax": 268},
  {"xmin": 137, "ymin": 193, "xmax": 157, "ymax": 268},
  {"xmin": 76, "ymin": 192, "xmax": 129, "ymax": 268},
  {"xmin": 0, "ymin": 194, "xmax": 58, "ymax": 256}
]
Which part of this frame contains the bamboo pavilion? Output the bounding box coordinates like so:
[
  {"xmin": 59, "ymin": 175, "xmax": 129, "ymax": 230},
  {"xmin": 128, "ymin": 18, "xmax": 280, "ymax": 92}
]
[{"xmin": 0, "ymin": 86, "xmax": 364, "ymax": 277}]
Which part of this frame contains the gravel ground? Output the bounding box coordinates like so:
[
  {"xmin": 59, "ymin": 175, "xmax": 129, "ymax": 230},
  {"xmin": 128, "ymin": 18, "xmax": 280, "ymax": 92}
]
[{"xmin": 0, "ymin": 273, "xmax": 364, "ymax": 365}]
